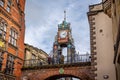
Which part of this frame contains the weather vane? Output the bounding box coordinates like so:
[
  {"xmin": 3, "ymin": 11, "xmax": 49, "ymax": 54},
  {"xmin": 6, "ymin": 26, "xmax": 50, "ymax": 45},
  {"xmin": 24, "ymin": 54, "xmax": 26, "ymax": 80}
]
[{"xmin": 64, "ymin": 10, "xmax": 66, "ymax": 21}]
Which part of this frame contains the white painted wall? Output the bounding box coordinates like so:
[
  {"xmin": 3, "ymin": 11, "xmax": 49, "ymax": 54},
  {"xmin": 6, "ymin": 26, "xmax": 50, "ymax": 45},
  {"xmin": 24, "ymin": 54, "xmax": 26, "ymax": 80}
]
[{"xmin": 94, "ymin": 12, "xmax": 116, "ymax": 80}]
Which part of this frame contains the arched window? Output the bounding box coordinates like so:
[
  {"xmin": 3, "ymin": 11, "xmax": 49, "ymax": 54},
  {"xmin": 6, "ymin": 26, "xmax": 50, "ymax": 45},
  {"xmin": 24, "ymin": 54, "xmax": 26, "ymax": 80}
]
[
  {"xmin": 9, "ymin": 28, "xmax": 18, "ymax": 47},
  {"xmin": 6, "ymin": 0, "xmax": 12, "ymax": 12},
  {"xmin": 0, "ymin": 17, "xmax": 7, "ymax": 40},
  {"xmin": 0, "ymin": 0, "xmax": 4, "ymax": 7}
]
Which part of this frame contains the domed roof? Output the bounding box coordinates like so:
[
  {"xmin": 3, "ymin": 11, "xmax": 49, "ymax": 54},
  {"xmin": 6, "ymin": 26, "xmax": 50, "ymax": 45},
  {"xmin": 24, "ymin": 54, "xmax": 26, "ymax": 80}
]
[
  {"xmin": 58, "ymin": 11, "xmax": 70, "ymax": 29},
  {"xmin": 58, "ymin": 20, "xmax": 70, "ymax": 29}
]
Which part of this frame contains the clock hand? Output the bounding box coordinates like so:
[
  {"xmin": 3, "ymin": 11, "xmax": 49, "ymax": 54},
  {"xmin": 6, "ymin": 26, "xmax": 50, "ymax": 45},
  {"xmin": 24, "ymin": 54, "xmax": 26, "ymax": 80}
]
[
  {"xmin": 63, "ymin": 32, "xmax": 67, "ymax": 35},
  {"xmin": 62, "ymin": 33, "xmax": 65, "ymax": 35}
]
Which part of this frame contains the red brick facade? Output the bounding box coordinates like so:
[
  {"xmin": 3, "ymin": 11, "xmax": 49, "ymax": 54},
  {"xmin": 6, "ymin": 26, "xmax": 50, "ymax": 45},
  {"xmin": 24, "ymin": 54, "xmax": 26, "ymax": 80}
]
[{"xmin": 0, "ymin": 0, "xmax": 26, "ymax": 80}]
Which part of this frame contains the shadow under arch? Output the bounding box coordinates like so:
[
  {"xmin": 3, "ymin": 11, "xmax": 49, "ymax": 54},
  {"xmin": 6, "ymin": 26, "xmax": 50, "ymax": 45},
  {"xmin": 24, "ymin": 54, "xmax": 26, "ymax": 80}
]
[{"xmin": 45, "ymin": 74, "xmax": 81, "ymax": 80}]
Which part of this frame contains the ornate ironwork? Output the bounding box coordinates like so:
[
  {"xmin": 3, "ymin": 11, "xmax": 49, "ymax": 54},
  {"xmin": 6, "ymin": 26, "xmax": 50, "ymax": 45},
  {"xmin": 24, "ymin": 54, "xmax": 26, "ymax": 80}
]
[{"xmin": 23, "ymin": 54, "xmax": 91, "ymax": 68}]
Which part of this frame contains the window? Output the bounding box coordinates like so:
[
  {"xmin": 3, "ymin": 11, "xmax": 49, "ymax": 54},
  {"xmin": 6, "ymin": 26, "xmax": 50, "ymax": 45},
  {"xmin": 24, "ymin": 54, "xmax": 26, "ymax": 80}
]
[
  {"xmin": 0, "ymin": 51, "xmax": 4, "ymax": 71},
  {"xmin": 5, "ymin": 55, "xmax": 14, "ymax": 75},
  {"xmin": 6, "ymin": 0, "xmax": 12, "ymax": 12},
  {"xmin": 9, "ymin": 28, "xmax": 18, "ymax": 47},
  {"xmin": 31, "ymin": 54, "xmax": 36, "ymax": 65},
  {"xmin": 0, "ymin": 0, "xmax": 4, "ymax": 7},
  {"xmin": 0, "ymin": 18, "xmax": 7, "ymax": 40},
  {"xmin": 16, "ymin": 0, "xmax": 19, "ymax": 3},
  {"xmin": 32, "ymin": 54, "xmax": 36, "ymax": 59}
]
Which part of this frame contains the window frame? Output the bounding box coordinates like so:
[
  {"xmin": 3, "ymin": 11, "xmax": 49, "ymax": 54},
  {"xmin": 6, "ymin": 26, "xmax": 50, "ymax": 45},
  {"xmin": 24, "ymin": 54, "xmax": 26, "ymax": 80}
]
[
  {"xmin": 9, "ymin": 28, "xmax": 18, "ymax": 47},
  {"xmin": 5, "ymin": 54, "xmax": 14, "ymax": 75},
  {"xmin": 6, "ymin": 0, "xmax": 12, "ymax": 12},
  {"xmin": 16, "ymin": 0, "xmax": 19, "ymax": 3},
  {"xmin": 0, "ymin": 51, "xmax": 4, "ymax": 71},
  {"xmin": 0, "ymin": 17, "xmax": 7, "ymax": 40},
  {"xmin": 0, "ymin": 0, "xmax": 4, "ymax": 7},
  {"xmin": 32, "ymin": 54, "xmax": 36, "ymax": 60}
]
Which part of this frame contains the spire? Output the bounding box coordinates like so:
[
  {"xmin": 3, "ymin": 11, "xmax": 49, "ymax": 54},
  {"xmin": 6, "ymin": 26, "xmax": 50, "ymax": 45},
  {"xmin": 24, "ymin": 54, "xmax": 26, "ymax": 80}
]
[{"xmin": 64, "ymin": 10, "xmax": 66, "ymax": 21}]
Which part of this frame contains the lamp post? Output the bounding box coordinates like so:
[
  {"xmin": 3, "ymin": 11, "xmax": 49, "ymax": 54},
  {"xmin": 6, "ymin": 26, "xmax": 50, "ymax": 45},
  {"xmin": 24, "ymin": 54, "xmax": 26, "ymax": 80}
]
[{"xmin": 103, "ymin": 75, "xmax": 109, "ymax": 80}]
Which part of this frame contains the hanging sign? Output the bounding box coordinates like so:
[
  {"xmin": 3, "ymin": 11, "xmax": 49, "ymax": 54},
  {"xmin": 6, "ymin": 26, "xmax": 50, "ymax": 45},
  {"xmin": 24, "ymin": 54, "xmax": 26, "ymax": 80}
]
[{"xmin": 0, "ymin": 40, "xmax": 4, "ymax": 48}]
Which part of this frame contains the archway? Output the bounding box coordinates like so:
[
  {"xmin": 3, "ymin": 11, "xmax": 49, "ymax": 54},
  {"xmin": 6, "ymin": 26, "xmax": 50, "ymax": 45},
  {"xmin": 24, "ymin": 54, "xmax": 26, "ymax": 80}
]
[
  {"xmin": 45, "ymin": 74, "xmax": 81, "ymax": 80},
  {"xmin": 21, "ymin": 66, "xmax": 93, "ymax": 80}
]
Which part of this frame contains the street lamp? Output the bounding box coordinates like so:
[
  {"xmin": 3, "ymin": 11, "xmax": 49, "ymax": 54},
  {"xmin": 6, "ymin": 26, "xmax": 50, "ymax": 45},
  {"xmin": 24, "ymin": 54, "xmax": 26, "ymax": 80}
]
[{"xmin": 103, "ymin": 75, "xmax": 109, "ymax": 79}]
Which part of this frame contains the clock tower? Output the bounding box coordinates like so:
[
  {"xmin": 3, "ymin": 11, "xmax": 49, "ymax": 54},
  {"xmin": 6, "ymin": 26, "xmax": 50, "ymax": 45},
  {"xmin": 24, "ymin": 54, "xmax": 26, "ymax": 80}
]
[{"xmin": 53, "ymin": 11, "xmax": 75, "ymax": 63}]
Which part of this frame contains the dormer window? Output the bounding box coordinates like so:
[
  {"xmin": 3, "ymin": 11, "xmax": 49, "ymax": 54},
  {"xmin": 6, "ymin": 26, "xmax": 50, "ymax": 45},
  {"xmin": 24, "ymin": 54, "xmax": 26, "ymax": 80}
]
[
  {"xmin": 6, "ymin": 0, "xmax": 12, "ymax": 12},
  {"xmin": 0, "ymin": 0, "xmax": 4, "ymax": 7}
]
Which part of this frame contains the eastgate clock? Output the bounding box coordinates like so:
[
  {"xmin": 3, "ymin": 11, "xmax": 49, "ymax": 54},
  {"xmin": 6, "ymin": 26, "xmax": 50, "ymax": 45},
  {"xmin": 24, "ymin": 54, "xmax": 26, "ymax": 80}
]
[{"xmin": 59, "ymin": 30, "xmax": 67, "ymax": 38}]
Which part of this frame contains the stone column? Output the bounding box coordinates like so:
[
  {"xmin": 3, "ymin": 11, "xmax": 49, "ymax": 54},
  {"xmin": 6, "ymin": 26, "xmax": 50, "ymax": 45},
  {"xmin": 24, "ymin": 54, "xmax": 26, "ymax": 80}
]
[
  {"xmin": 53, "ymin": 45, "xmax": 58, "ymax": 64},
  {"xmin": 67, "ymin": 44, "xmax": 71, "ymax": 63}
]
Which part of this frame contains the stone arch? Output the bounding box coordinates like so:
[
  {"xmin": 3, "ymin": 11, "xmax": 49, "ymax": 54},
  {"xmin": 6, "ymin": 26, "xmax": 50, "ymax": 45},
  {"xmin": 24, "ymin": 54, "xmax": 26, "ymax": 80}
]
[
  {"xmin": 21, "ymin": 66, "xmax": 93, "ymax": 80},
  {"xmin": 25, "ymin": 69, "xmax": 92, "ymax": 80},
  {"xmin": 45, "ymin": 74, "xmax": 81, "ymax": 80},
  {"xmin": 44, "ymin": 72, "xmax": 92, "ymax": 80}
]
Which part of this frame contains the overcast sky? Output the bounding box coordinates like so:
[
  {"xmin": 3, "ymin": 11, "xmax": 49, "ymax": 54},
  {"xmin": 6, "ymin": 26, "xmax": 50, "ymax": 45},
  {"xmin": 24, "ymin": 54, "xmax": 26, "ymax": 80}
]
[{"xmin": 25, "ymin": 0, "xmax": 101, "ymax": 54}]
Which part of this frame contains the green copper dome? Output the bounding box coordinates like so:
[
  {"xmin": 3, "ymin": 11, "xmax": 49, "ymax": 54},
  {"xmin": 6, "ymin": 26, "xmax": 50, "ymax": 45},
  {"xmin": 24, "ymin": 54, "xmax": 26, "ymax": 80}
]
[{"xmin": 58, "ymin": 20, "xmax": 70, "ymax": 29}]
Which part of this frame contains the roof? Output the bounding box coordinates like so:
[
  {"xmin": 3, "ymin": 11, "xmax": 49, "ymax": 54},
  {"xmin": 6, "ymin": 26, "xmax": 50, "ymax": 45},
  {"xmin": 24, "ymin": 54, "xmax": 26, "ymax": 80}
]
[{"xmin": 24, "ymin": 43, "xmax": 48, "ymax": 56}]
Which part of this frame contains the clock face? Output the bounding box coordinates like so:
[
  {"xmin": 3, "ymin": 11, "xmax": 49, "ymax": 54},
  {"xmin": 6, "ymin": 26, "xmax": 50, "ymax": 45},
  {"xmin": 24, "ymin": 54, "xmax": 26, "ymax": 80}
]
[{"xmin": 60, "ymin": 31, "xmax": 67, "ymax": 38}]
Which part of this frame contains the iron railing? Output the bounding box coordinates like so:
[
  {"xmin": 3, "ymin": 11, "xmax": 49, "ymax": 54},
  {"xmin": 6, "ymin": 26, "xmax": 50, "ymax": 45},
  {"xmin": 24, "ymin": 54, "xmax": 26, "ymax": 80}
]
[{"xmin": 23, "ymin": 54, "xmax": 91, "ymax": 67}]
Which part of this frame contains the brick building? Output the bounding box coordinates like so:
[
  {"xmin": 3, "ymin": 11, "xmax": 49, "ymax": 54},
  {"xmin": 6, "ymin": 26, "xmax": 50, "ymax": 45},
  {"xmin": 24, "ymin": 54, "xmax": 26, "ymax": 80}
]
[{"xmin": 0, "ymin": 0, "xmax": 26, "ymax": 80}]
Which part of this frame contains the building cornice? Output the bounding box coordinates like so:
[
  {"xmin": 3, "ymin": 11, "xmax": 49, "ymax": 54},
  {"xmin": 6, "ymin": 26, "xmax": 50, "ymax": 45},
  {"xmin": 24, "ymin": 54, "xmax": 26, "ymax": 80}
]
[
  {"xmin": 24, "ymin": 43, "xmax": 48, "ymax": 56},
  {"xmin": 5, "ymin": 51, "xmax": 24, "ymax": 61},
  {"xmin": 0, "ymin": 6, "xmax": 21, "ymax": 28},
  {"xmin": 87, "ymin": 10, "xmax": 103, "ymax": 16}
]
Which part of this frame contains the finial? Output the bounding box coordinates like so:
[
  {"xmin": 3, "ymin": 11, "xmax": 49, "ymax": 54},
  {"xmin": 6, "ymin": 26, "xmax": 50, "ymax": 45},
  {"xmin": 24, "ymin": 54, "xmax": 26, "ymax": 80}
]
[{"xmin": 64, "ymin": 10, "xmax": 66, "ymax": 21}]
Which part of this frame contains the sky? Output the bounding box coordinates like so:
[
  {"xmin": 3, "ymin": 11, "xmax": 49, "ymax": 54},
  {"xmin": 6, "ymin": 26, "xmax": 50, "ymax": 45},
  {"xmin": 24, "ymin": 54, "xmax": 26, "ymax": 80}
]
[{"xmin": 25, "ymin": 0, "xmax": 101, "ymax": 55}]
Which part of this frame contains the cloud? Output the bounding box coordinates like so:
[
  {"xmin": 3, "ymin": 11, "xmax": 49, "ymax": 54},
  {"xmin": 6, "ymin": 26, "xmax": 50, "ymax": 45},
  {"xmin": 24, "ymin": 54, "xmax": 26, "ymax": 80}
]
[{"xmin": 25, "ymin": 0, "xmax": 102, "ymax": 54}]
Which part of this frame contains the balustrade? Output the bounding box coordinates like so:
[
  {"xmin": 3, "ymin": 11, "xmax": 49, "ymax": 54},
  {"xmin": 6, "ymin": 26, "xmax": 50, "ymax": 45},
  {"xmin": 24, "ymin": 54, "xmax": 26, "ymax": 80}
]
[{"xmin": 23, "ymin": 54, "xmax": 91, "ymax": 68}]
